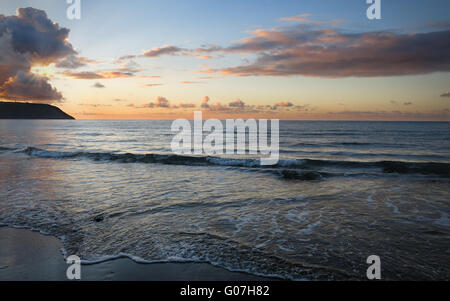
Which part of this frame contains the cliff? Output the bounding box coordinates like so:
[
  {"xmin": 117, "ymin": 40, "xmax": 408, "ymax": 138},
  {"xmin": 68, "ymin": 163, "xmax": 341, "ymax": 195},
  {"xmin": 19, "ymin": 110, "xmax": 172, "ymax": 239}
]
[{"xmin": 0, "ymin": 102, "xmax": 75, "ymax": 119}]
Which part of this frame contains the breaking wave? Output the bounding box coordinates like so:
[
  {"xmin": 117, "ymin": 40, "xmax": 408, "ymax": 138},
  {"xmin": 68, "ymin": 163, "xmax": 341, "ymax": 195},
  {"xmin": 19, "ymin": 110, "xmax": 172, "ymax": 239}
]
[{"xmin": 15, "ymin": 146, "xmax": 450, "ymax": 177}]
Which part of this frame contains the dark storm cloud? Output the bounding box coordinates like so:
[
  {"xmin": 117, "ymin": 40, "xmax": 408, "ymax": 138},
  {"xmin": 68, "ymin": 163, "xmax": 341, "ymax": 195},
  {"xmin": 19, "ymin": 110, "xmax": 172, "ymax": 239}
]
[{"xmin": 0, "ymin": 7, "xmax": 75, "ymax": 102}]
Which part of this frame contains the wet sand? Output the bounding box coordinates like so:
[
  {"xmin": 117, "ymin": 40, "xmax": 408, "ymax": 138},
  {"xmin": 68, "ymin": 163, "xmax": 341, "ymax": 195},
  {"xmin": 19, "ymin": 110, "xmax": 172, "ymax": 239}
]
[{"xmin": 0, "ymin": 227, "xmax": 273, "ymax": 281}]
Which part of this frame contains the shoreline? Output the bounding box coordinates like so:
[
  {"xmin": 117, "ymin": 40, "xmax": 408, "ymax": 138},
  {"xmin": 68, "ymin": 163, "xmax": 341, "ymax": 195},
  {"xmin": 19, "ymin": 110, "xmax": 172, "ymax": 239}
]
[{"xmin": 0, "ymin": 227, "xmax": 277, "ymax": 281}]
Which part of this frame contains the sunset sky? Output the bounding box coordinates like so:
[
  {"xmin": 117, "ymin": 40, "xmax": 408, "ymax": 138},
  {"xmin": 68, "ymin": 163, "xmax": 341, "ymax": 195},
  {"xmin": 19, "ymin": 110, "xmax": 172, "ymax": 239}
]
[{"xmin": 0, "ymin": 0, "xmax": 449, "ymax": 120}]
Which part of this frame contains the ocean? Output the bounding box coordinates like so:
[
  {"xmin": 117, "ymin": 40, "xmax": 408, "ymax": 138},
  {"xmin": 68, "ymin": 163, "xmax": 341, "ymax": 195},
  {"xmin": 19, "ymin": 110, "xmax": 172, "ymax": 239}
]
[{"xmin": 0, "ymin": 120, "xmax": 449, "ymax": 280}]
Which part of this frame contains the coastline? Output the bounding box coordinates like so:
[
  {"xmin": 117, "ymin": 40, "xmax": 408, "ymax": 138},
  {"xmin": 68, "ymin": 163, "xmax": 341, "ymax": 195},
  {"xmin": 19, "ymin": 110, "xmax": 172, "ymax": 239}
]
[{"xmin": 0, "ymin": 227, "xmax": 275, "ymax": 281}]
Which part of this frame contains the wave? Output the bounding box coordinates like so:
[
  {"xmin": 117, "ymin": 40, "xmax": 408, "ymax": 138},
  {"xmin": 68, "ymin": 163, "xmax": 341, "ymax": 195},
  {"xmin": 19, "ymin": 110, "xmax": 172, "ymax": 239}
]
[
  {"xmin": 301, "ymin": 158, "xmax": 450, "ymax": 177},
  {"xmin": 0, "ymin": 146, "xmax": 15, "ymax": 151},
  {"xmin": 18, "ymin": 146, "xmax": 450, "ymax": 177}
]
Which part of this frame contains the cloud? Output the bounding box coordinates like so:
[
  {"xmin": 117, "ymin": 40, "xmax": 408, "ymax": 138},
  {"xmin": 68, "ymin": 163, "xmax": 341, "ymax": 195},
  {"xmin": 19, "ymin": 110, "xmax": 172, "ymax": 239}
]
[
  {"xmin": 118, "ymin": 54, "xmax": 137, "ymax": 60},
  {"xmin": 114, "ymin": 59, "xmax": 143, "ymax": 73},
  {"xmin": 128, "ymin": 96, "xmax": 196, "ymax": 110},
  {"xmin": 123, "ymin": 45, "xmax": 214, "ymax": 61},
  {"xmin": 221, "ymin": 29, "xmax": 450, "ymax": 77},
  {"xmin": 274, "ymin": 102, "xmax": 294, "ymax": 107},
  {"xmin": 208, "ymin": 102, "xmax": 230, "ymax": 111},
  {"xmin": 200, "ymin": 96, "xmax": 244, "ymax": 112},
  {"xmin": 228, "ymin": 99, "xmax": 245, "ymax": 108},
  {"xmin": 1, "ymin": 71, "xmax": 62, "ymax": 102},
  {"xmin": 61, "ymin": 71, "xmax": 102, "ymax": 80},
  {"xmin": 327, "ymin": 110, "xmax": 449, "ymax": 120},
  {"xmin": 201, "ymin": 96, "xmax": 210, "ymax": 108},
  {"xmin": 441, "ymin": 92, "xmax": 450, "ymax": 97},
  {"xmin": 391, "ymin": 100, "xmax": 413, "ymax": 106},
  {"xmin": 138, "ymin": 75, "xmax": 161, "ymax": 79},
  {"xmin": 180, "ymin": 81, "xmax": 204, "ymax": 84},
  {"xmin": 294, "ymin": 104, "xmax": 310, "ymax": 111},
  {"xmin": 141, "ymin": 83, "xmax": 163, "ymax": 87},
  {"xmin": 176, "ymin": 103, "xmax": 196, "ymax": 108},
  {"xmin": 92, "ymin": 82, "xmax": 105, "ymax": 88},
  {"xmin": 279, "ymin": 14, "xmax": 313, "ymax": 23},
  {"xmin": 78, "ymin": 103, "xmax": 111, "ymax": 107},
  {"xmin": 55, "ymin": 55, "xmax": 99, "ymax": 69},
  {"xmin": 62, "ymin": 71, "xmax": 134, "ymax": 79},
  {"xmin": 196, "ymin": 65, "xmax": 217, "ymax": 74},
  {"xmin": 154, "ymin": 96, "xmax": 170, "ymax": 107},
  {"xmin": 0, "ymin": 7, "xmax": 75, "ymax": 102},
  {"xmin": 143, "ymin": 46, "xmax": 184, "ymax": 58},
  {"xmin": 192, "ymin": 18, "xmax": 450, "ymax": 78},
  {"xmin": 130, "ymin": 96, "xmax": 171, "ymax": 109},
  {"xmin": 127, "ymin": 94, "xmax": 312, "ymax": 115},
  {"xmin": 200, "ymin": 97, "xmax": 252, "ymax": 112},
  {"xmin": 199, "ymin": 97, "xmax": 300, "ymax": 113},
  {"xmin": 111, "ymin": 14, "xmax": 450, "ymax": 81}
]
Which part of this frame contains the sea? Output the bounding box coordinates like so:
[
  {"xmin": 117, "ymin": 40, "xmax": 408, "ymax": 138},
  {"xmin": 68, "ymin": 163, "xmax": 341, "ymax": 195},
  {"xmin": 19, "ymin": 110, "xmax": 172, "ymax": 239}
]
[{"xmin": 0, "ymin": 120, "xmax": 449, "ymax": 280}]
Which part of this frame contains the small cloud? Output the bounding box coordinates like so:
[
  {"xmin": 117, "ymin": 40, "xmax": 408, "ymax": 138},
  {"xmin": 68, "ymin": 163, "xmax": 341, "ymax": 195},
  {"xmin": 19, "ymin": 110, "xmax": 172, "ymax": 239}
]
[
  {"xmin": 403, "ymin": 102, "xmax": 413, "ymax": 106},
  {"xmin": 180, "ymin": 81, "xmax": 204, "ymax": 84},
  {"xmin": 154, "ymin": 96, "xmax": 170, "ymax": 108},
  {"xmin": 440, "ymin": 92, "xmax": 450, "ymax": 97},
  {"xmin": 78, "ymin": 103, "xmax": 111, "ymax": 107},
  {"xmin": 274, "ymin": 102, "xmax": 293, "ymax": 107},
  {"xmin": 294, "ymin": 104, "xmax": 310, "ymax": 111},
  {"xmin": 143, "ymin": 46, "xmax": 184, "ymax": 58},
  {"xmin": 201, "ymin": 96, "xmax": 210, "ymax": 108},
  {"xmin": 138, "ymin": 75, "xmax": 161, "ymax": 79},
  {"xmin": 229, "ymin": 99, "xmax": 245, "ymax": 108},
  {"xmin": 141, "ymin": 83, "xmax": 163, "ymax": 87},
  {"xmin": 130, "ymin": 96, "xmax": 171, "ymax": 109},
  {"xmin": 92, "ymin": 82, "xmax": 105, "ymax": 88},
  {"xmin": 62, "ymin": 71, "xmax": 134, "ymax": 79},
  {"xmin": 56, "ymin": 55, "xmax": 99, "ymax": 69},
  {"xmin": 118, "ymin": 54, "xmax": 137, "ymax": 60},
  {"xmin": 176, "ymin": 103, "xmax": 196, "ymax": 108},
  {"xmin": 209, "ymin": 102, "xmax": 230, "ymax": 111},
  {"xmin": 196, "ymin": 66, "xmax": 216, "ymax": 74},
  {"xmin": 279, "ymin": 13, "xmax": 313, "ymax": 23},
  {"xmin": 129, "ymin": 96, "xmax": 197, "ymax": 110}
]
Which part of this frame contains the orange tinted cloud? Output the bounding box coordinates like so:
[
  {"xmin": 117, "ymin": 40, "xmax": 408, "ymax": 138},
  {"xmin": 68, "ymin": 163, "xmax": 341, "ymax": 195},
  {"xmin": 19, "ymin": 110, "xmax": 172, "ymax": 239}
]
[
  {"xmin": 180, "ymin": 81, "xmax": 204, "ymax": 84},
  {"xmin": 62, "ymin": 71, "xmax": 134, "ymax": 79}
]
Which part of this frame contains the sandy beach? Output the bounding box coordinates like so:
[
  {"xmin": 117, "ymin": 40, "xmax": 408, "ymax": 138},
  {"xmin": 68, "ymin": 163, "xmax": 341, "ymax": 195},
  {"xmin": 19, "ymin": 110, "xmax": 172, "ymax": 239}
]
[{"xmin": 0, "ymin": 227, "xmax": 273, "ymax": 281}]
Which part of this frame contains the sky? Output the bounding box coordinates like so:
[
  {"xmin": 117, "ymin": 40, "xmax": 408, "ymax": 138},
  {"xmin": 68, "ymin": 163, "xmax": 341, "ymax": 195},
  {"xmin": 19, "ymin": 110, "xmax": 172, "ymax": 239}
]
[{"xmin": 0, "ymin": 0, "xmax": 449, "ymax": 120}]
